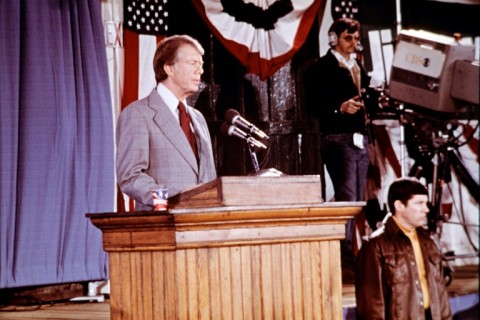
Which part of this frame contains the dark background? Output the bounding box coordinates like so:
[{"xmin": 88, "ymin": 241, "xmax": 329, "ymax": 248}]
[{"xmin": 169, "ymin": 0, "xmax": 479, "ymax": 181}]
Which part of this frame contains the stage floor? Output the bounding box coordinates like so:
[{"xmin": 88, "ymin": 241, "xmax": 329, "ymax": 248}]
[{"xmin": 0, "ymin": 265, "xmax": 477, "ymax": 319}]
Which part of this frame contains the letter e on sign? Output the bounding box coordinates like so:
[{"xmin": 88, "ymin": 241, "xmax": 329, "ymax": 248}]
[{"xmin": 105, "ymin": 21, "xmax": 123, "ymax": 48}]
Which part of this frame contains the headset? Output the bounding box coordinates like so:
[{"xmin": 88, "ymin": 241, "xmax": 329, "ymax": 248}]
[
  {"xmin": 328, "ymin": 31, "xmax": 338, "ymax": 47},
  {"xmin": 328, "ymin": 30, "xmax": 363, "ymax": 52}
]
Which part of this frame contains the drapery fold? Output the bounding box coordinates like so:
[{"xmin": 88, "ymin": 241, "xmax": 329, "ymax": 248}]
[
  {"xmin": 1, "ymin": 0, "xmax": 114, "ymax": 288},
  {"xmin": 192, "ymin": 0, "xmax": 324, "ymax": 80}
]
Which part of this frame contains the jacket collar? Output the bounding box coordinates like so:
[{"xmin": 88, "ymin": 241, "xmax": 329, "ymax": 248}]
[{"xmin": 385, "ymin": 216, "xmax": 430, "ymax": 240}]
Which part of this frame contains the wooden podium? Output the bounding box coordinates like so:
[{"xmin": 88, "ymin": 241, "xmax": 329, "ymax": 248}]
[{"xmin": 88, "ymin": 176, "xmax": 363, "ymax": 319}]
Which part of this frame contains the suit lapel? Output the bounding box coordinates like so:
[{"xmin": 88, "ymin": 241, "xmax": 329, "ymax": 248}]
[{"xmin": 147, "ymin": 90, "xmax": 199, "ymax": 173}]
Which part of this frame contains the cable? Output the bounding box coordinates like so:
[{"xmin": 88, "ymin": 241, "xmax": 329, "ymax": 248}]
[{"xmin": 446, "ymin": 179, "xmax": 479, "ymax": 253}]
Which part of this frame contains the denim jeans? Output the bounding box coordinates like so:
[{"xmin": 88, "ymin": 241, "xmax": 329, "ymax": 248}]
[
  {"xmin": 321, "ymin": 133, "xmax": 369, "ymax": 202},
  {"xmin": 321, "ymin": 133, "xmax": 370, "ymax": 262}
]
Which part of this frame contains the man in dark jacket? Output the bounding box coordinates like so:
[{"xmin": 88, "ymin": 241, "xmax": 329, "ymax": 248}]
[
  {"xmin": 355, "ymin": 178, "xmax": 451, "ymax": 319},
  {"xmin": 304, "ymin": 17, "xmax": 371, "ymax": 270},
  {"xmin": 304, "ymin": 18, "xmax": 370, "ymax": 202}
]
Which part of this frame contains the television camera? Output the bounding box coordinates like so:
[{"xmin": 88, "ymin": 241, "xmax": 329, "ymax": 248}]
[
  {"xmin": 389, "ymin": 29, "xmax": 478, "ymax": 114},
  {"xmin": 387, "ymin": 29, "xmax": 479, "ymax": 219}
]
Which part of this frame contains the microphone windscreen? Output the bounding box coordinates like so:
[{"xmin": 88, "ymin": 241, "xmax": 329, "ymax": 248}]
[
  {"xmin": 355, "ymin": 42, "xmax": 364, "ymax": 53},
  {"xmin": 224, "ymin": 109, "xmax": 240, "ymax": 123},
  {"xmin": 220, "ymin": 122, "xmax": 231, "ymax": 136}
]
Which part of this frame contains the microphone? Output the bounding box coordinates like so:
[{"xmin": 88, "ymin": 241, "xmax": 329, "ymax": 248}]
[
  {"xmin": 224, "ymin": 109, "xmax": 270, "ymax": 141},
  {"xmin": 220, "ymin": 122, "xmax": 267, "ymax": 149},
  {"xmin": 355, "ymin": 41, "xmax": 364, "ymax": 53}
]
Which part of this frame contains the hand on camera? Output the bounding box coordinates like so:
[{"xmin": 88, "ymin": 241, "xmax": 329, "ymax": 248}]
[{"xmin": 340, "ymin": 97, "xmax": 364, "ymax": 114}]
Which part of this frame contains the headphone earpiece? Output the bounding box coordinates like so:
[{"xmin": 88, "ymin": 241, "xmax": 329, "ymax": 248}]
[{"xmin": 328, "ymin": 31, "xmax": 338, "ymax": 47}]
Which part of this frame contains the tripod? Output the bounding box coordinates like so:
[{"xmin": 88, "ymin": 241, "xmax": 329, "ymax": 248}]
[
  {"xmin": 407, "ymin": 132, "xmax": 480, "ymax": 285},
  {"xmin": 409, "ymin": 145, "xmax": 480, "ymax": 233},
  {"xmin": 402, "ymin": 110, "xmax": 480, "ymax": 268},
  {"xmin": 401, "ymin": 109, "xmax": 478, "ymax": 227}
]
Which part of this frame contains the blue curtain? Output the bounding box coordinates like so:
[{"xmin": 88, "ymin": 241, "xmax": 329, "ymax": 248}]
[{"xmin": 0, "ymin": 0, "xmax": 114, "ymax": 288}]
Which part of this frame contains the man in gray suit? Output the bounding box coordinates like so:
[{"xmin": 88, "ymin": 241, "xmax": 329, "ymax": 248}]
[{"xmin": 116, "ymin": 35, "xmax": 217, "ymax": 211}]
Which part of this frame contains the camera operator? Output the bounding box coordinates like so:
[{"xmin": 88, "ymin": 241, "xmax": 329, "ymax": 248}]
[
  {"xmin": 305, "ymin": 17, "xmax": 370, "ymax": 203},
  {"xmin": 304, "ymin": 18, "xmax": 371, "ymax": 268}
]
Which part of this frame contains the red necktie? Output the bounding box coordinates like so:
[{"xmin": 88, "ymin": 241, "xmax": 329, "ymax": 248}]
[{"xmin": 178, "ymin": 102, "xmax": 198, "ymax": 162}]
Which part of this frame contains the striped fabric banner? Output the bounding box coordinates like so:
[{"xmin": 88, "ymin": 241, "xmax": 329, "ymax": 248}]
[{"xmin": 192, "ymin": 0, "xmax": 324, "ymax": 80}]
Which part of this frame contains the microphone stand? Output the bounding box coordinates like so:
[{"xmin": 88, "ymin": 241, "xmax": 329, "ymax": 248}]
[{"xmin": 246, "ymin": 139, "xmax": 260, "ymax": 173}]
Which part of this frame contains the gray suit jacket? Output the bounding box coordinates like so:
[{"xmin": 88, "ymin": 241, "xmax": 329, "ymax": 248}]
[{"xmin": 116, "ymin": 89, "xmax": 217, "ymax": 210}]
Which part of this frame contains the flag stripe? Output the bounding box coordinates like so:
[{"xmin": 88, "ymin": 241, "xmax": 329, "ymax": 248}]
[
  {"xmin": 138, "ymin": 35, "xmax": 158, "ymax": 99},
  {"xmin": 122, "ymin": 29, "xmax": 140, "ymax": 110}
]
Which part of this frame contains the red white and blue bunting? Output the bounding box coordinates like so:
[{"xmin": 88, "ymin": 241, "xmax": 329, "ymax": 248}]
[{"xmin": 192, "ymin": 0, "xmax": 324, "ymax": 80}]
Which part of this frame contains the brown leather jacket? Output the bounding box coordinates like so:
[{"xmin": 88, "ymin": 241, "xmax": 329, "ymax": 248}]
[{"xmin": 355, "ymin": 218, "xmax": 452, "ymax": 319}]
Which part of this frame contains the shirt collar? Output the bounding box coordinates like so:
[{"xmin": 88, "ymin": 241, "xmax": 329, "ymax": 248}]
[
  {"xmin": 331, "ymin": 49, "xmax": 356, "ymax": 70},
  {"xmin": 156, "ymin": 83, "xmax": 188, "ymax": 114}
]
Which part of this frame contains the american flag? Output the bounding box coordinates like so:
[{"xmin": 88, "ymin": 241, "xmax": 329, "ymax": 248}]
[
  {"xmin": 331, "ymin": 0, "xmax": 359, "ymax": 20},
  {"xmin": 119, "ymin": 0, "xmax": 169, "ymax": 211},
  {"xmin": 122, "ymin": 0, "xmax": 168, "ymax": 111},
  {"xmin": 124, "ymin": 0, "xmax": 169, "ymax": 35}
]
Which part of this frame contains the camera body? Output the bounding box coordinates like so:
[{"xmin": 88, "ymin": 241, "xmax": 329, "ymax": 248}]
[{"xmin": 389, "ymin": 30, "xmax": 477, "ymax": 114}]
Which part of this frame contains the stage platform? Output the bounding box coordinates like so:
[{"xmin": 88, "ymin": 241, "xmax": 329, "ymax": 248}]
[{"xmin": 0, "ymin": 265, "xmax": 477, "ymax": 319}]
